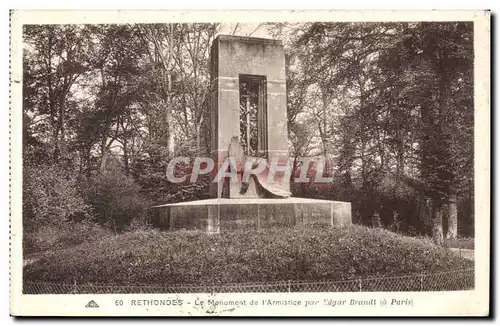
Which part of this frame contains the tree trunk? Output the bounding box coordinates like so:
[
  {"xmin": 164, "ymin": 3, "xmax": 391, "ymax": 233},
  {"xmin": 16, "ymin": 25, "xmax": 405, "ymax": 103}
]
[
  {"xmin": 52, "ymin": 128, "xmax": 60, "ymax": 160},
  {"xmin": 123, "ymin": 138, "xmax": 129, "ymax": 175},
  {"xmin": 58, "ymin": 96, "xmax": 66, "ymax": 159},
  {"xmin": 418, "ymin": 196, "xmax": 431, "ymax": 228},
  {"xmin": 84, "ymin": 145, "xmax": 92, "ymax": 178},
  {"xmin": 100, "ymin": 139, "xmax": 109, "ymax": 174},
  {"xmin": 148, "ymin": 25, "xmax": 176, "ymax": 156},
  {"xmin": 166, "ymin": 103, "xmax": 175, "ymax": 155},
  {"xmin": 446, "ymin": 194, "xmax": 458, "ymax": 239},
  {"xmin": 196, "ymin": 114, "xmax": 204, "ymax": 154},
  {"xmin": 315, "ymin": 89, "xmax": 329, "ymax": 161},
  {"xmin": 431, "ymin": 199, "xmax": 444, "ymax": 246}
]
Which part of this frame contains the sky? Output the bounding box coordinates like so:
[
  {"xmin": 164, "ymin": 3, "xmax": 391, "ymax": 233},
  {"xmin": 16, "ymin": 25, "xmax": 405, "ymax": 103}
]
[{"xmin": 218, "ymin": 23, "xmax": 273, "ymax": 39}]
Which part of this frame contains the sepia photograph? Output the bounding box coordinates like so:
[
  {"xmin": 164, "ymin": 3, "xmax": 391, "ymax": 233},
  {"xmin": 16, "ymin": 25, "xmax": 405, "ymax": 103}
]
[{"xmin": 9, "ymin": 10, "xmax": 490, "ymax": 316}]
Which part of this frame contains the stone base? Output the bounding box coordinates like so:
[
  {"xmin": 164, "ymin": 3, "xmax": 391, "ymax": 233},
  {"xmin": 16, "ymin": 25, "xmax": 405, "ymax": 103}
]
[{"xmin": 152, "ymin": 197, "xmax": 351, "ymax": 233}]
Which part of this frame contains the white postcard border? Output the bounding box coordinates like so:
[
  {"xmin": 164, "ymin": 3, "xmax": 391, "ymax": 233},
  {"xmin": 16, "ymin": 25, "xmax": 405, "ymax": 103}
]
[{"xmin": 9, "ymin": 9, "xmax": 490, "ymax": 317}]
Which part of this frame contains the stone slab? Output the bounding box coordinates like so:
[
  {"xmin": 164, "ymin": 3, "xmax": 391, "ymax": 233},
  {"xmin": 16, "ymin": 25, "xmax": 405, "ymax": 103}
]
[{"xmin": 151, "ymin": 198, "xmax": 352, "ymax": 233}]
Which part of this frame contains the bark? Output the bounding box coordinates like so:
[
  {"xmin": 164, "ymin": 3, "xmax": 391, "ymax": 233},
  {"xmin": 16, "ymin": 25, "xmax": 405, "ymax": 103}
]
[
  {"xmin": 418, "ymin": 196, "xmax": 432, "ymax": 227},
  {"xmin": 395, "ymin": 104, "xmax": 404, "ymax": 181},
  {"xmin": 321, "ymin": 91, "xmax": 328, "ymax": 159},
  {"xmin": 166, "ymin": 101, "xmax": 175, "ymax": 155},
  {"xmin": 314, "ymin": 87, "xmax": 329, "ymax": 161},
  {"xmin": 123, "ymin": 138, "xmax": 129, "ymax": 175},
  {"xmin": 149, "ymin": 25, "xmax": 176, "ymax": 156},
  {"xmin": 431, "ymin": 199, "xmax": 444, "ymax": 246},
  {"xmin": 84, "ymin": 146, "xmax": 92, "ymax": 178},
  {"xmin": 196, "ymin": 114, "xmax": 204, "ymax": 153},
  {"xmin": 446, "ymin": 194, "xmax": 458, "ymax": 239},
  {"xmin": 45, "ymin": 29, "xmax": 61, "ymax": 161},
  {"xmin": 57, "ymin": 94, "xmax": 66, "ymax": 158},
  {"xmin": 100, "ymin": 140, "xmax": 109, "ymax": 174}
]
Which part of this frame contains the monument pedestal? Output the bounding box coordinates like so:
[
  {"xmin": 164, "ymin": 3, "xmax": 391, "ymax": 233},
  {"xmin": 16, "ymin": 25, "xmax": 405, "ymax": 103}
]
[{"xmin": 152, "ymin": 198, "xmax": 351, "ymax": 233}]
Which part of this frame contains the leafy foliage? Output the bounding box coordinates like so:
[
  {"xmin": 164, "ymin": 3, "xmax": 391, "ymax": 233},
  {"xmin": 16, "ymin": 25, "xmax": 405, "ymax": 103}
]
[
  {"xmin": 23, "ymin": 161, "xmax": 91, "ymax": 233},
  {"xmin": 275, "ymin": 22, "xmax": 474, "ymax": 240},
  {"xmin": 86, "ymin": 168, "xmax": 151, "ymax": 231}
]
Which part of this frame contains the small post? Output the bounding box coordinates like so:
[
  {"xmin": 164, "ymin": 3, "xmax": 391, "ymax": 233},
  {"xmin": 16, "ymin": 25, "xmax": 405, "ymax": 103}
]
[
  {"xmin": 358, "ymin": 279, "xmax": 362, "ymax": 291},
  {"xmin": 420, "ymin": 274, "xmax": 424, "ymax": 291},
  {"xmin": 288, "ymin": 280, "xmax": 291, "ymax": 292}
]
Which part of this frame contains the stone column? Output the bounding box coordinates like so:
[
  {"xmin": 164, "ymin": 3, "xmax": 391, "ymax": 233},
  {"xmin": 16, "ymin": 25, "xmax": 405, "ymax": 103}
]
[{"xmin": 209, "ymin": 35, "xmax": 289, "ymax": 198}]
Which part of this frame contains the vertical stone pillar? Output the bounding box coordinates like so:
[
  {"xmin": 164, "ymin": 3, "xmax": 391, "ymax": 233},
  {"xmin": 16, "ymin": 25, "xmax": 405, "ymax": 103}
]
[
  {"xmin": 207, "ymin": 205, "xmax": 221, "ymax": 233},
  {"xmin": 209, "ymin": 35, "xmax": 289, "ymax": 198}
]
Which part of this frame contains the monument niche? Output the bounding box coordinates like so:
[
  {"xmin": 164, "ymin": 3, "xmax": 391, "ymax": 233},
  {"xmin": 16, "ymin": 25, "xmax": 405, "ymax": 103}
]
[{"xmin": 152, "ymin": 35, "xmax": 352, "ymax": 232}]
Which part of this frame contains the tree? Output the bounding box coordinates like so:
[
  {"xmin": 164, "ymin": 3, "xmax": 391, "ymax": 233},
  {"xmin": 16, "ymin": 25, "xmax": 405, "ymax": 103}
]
[
  {"xmin": 23, "ymin": 25, "xmax": 93, "ymax": 162},
  {"xmin": 286, "ymin": 22, "xmax": 473, "ymax": 240}
]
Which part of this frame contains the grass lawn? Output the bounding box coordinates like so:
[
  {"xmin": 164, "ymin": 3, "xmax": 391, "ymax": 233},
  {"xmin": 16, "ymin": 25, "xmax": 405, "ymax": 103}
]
[{"xmin": 24, "ymin": 226, "xmax": 473, "ymax": 286}]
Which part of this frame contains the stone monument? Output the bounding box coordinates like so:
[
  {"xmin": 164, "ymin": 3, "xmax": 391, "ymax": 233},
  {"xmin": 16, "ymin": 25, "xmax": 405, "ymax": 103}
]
[{"xmin": 152, "ymin": 35, "xmax": 352, "ymax": 232}]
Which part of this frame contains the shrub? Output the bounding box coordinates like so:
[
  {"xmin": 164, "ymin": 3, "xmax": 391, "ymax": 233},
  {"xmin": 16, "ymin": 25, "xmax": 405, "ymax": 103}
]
[
  {"xmin": 23, "ymin": 162, "xmax": 91, "ymax": 233},
  {"xmin": 87, "ymin": 169, "xmax": 151, "ymax": 232}
]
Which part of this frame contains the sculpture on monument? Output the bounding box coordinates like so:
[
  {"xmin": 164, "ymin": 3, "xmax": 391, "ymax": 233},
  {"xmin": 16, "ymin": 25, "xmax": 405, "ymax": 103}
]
[{"xmin": 226, "ymin": 136, "xmax": 291, "ymax": 198}]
